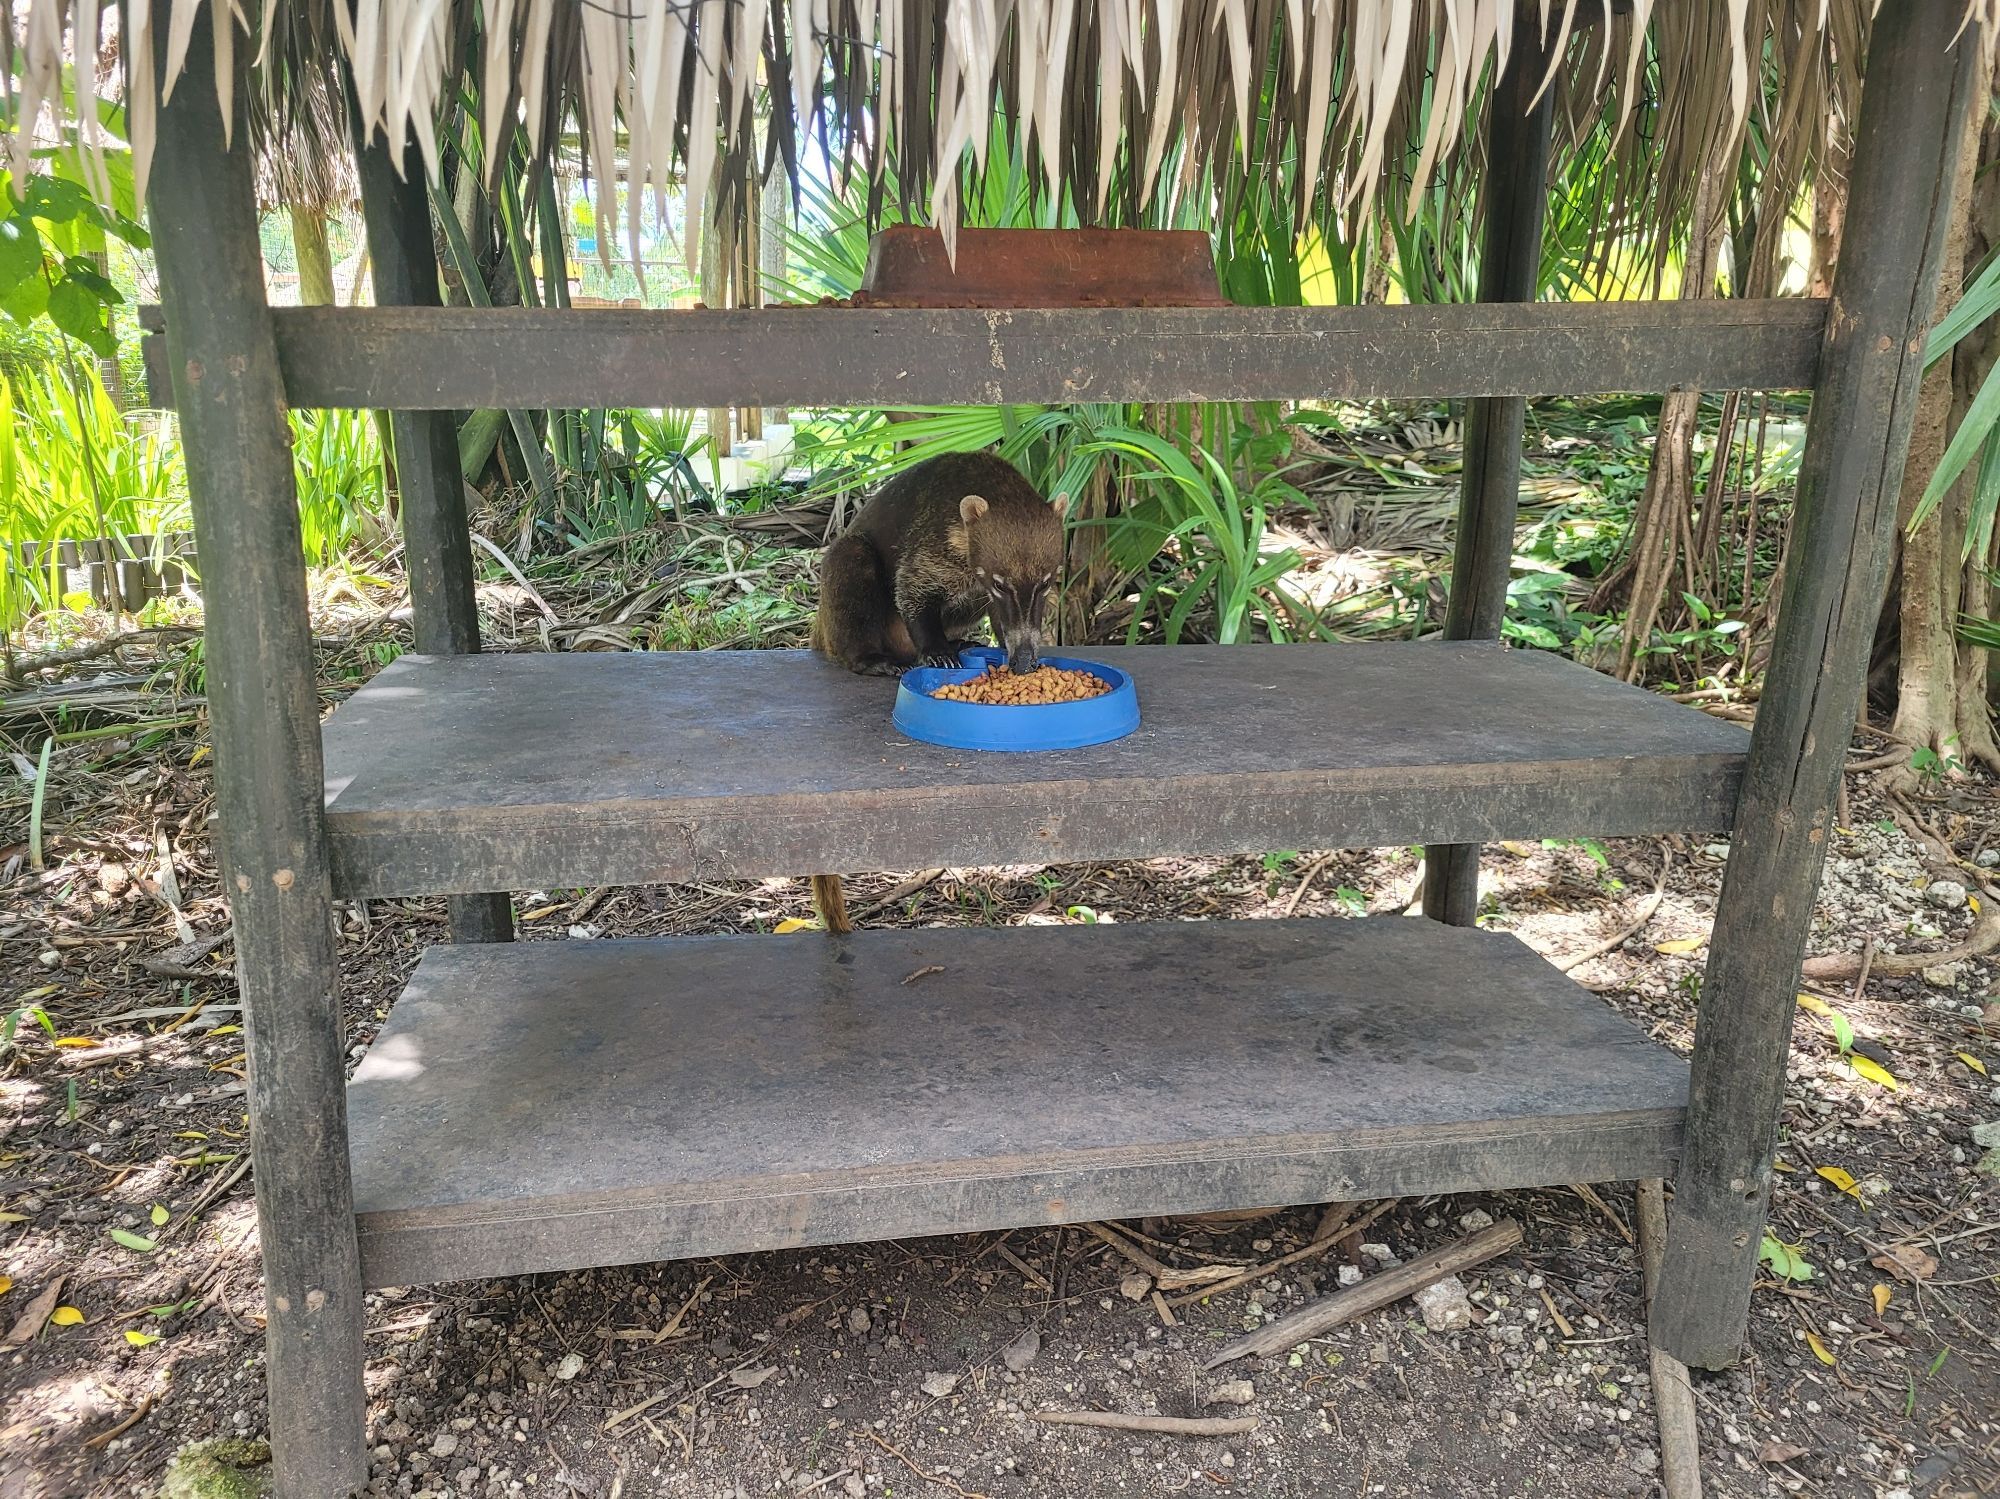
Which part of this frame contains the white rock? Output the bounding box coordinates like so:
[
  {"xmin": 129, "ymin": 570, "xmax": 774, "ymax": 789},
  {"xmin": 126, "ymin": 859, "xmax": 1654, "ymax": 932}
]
[
  {"xmin": 1118, "ymin": 1272, "xmax": 1152, "ymax": 1301},
  {"xmin": 431, "ymin": 1433, "xmax": 459, "ymax": 1459},
  {"xmin": 1926, "ymin": 881, "xmax": 1969, "ymax": 911},
  {"xmin": 1337, "ymin": 1264, "xmax": 1365, "ymax": 1287},
  {"xmin": 1413, "ymin": 1275, "xmax": 1475, "ymax": 1332},
  {"xmin": 1458, "ymin": 1210, "xmax": 1494, "ymax": 1232},
  {"xmin": 847, "ymin": 1306, "xmax": 871, "ymax": 1336},
  {"xmin": 1359, "ymin": 1242, "xmax": 1396, "ymax": 1264},
  {"xmin": 553, "ymin": 1352, "xmax": 585, "ymax": 1382},
  {"xmin": 1969, "ymin": 1120, "xmax": 2000, "ymax": 1148},
  {"xmin": 1203, "ymin": 1380, "xmax": 1256, "ymax": 1407},
  {"xmin": 1923, "ymin": 963, "xmax": 1965, "ymax": 989},
  {"xmin": 1001, "ymin": 1327, "xmax": 1040, "ymax": 1372},
  {"xmin": 920, "ymin": 1372, "xmax": 960, "ymax": 1399}
]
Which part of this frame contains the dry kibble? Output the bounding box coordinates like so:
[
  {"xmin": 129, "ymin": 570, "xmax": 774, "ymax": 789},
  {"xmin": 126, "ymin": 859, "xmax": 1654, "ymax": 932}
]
[{"xmin": 929, "ymin": 664, "xmax": 1111, "ymax": 706}]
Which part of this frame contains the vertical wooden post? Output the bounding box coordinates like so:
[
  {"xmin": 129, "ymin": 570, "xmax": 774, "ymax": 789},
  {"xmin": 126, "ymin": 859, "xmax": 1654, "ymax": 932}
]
[
  {"xmin": 1422, "ymin": 5, "xmax": 1556, "ymax": 926},
  {"xmin": 149, "ymin": 19, "xmax": 367, "ymax": 1497},
  {"xmin": 1652, "ymin": 0, "xmax": 1979, "ymax": 1369},
  {"xmin": 353, "ymin": 121, "xmax": 513, "ymax": 943}
]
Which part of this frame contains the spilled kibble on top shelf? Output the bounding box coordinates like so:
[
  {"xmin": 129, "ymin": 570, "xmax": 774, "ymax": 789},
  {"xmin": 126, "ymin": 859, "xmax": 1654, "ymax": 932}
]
[{"xmin": 928, "ymin": 665, "xmax": 1112, "ymax": 705}]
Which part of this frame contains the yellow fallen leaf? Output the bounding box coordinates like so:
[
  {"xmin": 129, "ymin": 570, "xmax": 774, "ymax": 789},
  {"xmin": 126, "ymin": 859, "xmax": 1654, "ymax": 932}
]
[
  {"xmin": 0, "ymin": 1212, "xmax": 26, "ymax": 1223},
  {"xmin": 1835, "ymin": 826, "xmax": 1857, "ymax": 836},
  {"xmin": 52, "ymin": 1037, "xmax": 97, "ymax": 1048},
  {"xmin": 1796, "ymin": 993, "xmax": 1834, "ymax": 1017},
  {"xmin": 1655, "ymin": 938, "xmax": 1705, "ymax": 955},
  {"xmin": 172, "ymin": 1131, "xmax": 208, "ymax": 1141},
  {"xmin": 1849, "ymin": 1055, "xmax": 1899, "ymax": 1090},
  {"xmin": 188, "ymin": 746, "xmax": 210, "ymax": 767},
  {"xmin": 1499, "ymin": 841, "xmax": 1537, "ymax": 858},
  {"xmin": 519, "ymin": 904, "xmax": 564, "ymax": 922},
  {"xmin": 0, "ymin": 1275, "xmax": 12, "ymax": 1296},
  {"xmin": 1772, "ymin": 1159, "xmax": 1797, "ymax": 1173},
  {"xmin": 208, "ymin": 1025, "xmax": 239, "ymax": 1037},
  {"xmin": 1872, "ymin": 1284, "xmax": 1892, "ymax": 1316},
  {"xmin": 50, "ymin": 1306, "xmax": 84, "ymax": 1327},
  {"xmin": 1806, "ymin": 1330, "xmax": 1836, "ymax": 1366},
  {"xmin": 1959, "ymin": 1052, "xmax": 1988, "ymax": 1077},
  {"xmin": 1816, "ymin": 1166, "xmax": 1863, "ymax": 1202},
  {"xmin": 1970, "ymin": 894, "xmax": 1982, "ymax": 917},
  {"xmin": 772, "ymin": 918, "xmax": 816, "ymax": 934},
  {"xmin": 124, "ymin": 1330, "xmax": 160, "ymax": 1347},
  {"xmin": 15, "ymin": 985, "xmax": 60, "ymax": 1003}
]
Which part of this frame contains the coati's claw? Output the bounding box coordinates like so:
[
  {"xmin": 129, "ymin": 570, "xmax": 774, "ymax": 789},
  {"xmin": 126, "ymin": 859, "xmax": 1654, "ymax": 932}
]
[
  {"xmin": 855, "ymin": 658, "xmax": 906, "ymax": 677},
  {"xmin": 919, "ymin": 651, "xmax": 964, "ymax": 669}
]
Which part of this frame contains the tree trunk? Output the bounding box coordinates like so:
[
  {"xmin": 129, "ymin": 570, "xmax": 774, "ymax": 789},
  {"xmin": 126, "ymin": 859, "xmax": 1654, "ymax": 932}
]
[
  {"xmin": 760, "ymin": 164, "xmax": 789, "ymax": 427},
  {"xmin": 1809, "ymin": 127, "xmax": 1850, "ymax": 300},
  {"xmin": 290, "ymin": 204, "xmax": 337, "ymax": 306},
  {"xmin": 1603, "ymin": 141, "xmax": 1730, "ymax": 679},
  {"xmin": 1884, "ymin": 37, "xmax": 2000, "ymax": 775}
]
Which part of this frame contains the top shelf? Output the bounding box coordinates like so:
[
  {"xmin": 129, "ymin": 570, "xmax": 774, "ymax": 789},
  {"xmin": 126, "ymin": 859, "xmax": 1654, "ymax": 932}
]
[
  {"xmin": 141, "ymin": 300, "xmax": 1825, "ymax": 410},
  {"xmin": 319, "ymin": 642, "xmax": 1746, "ymax": 899}
]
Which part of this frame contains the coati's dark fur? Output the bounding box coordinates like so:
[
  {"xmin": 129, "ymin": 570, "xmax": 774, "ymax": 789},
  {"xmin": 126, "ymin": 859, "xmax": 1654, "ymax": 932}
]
[
  {"xmin": 807, "ymin": 451, "xmax": 1067, "ymax": 932},
  {"xmin": 809, "ymin": 450, "xmax": 1067, "ymax": 677}
]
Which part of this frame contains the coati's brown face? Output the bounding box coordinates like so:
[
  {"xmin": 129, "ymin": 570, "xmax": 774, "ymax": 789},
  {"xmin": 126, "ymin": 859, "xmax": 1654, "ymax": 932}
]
[{"xmin": 959, "ymin": 491, "xmax": 1066, "ymax": 674}]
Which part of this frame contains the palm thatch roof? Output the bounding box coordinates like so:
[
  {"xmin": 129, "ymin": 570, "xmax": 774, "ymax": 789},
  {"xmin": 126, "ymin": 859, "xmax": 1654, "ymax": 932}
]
[{"xmin": 8, "ymin": 0, "xmax": 1996, "ymax": 271}]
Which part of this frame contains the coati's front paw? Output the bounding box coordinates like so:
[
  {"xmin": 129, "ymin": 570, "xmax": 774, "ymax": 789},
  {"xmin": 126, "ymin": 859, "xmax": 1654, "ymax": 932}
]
[{"xmin": 854, "ymin": 658, "xmax": 907, "ymax": 677}]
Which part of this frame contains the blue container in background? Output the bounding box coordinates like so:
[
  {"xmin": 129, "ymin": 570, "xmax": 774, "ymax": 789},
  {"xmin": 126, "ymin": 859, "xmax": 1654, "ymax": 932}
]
[{"xmin": 893, "ymin": 646, "xmax": 1140, "ymax": 752}]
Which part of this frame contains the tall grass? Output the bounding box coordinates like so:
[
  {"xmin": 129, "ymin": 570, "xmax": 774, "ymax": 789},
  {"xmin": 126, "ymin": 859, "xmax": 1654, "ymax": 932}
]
[
  {"xmin": 0, "ymin": 359, "xmax": 395, "ymax": 632},
  {"xmin": 0, "ymin": 362, "xmax": 184, "ymax": 630}
]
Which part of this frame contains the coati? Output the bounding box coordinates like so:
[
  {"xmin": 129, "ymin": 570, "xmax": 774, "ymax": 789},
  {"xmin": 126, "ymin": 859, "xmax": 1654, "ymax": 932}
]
[{"xmin": 806, "ymin": 450, "xmax": 1067, "ymax": 934}]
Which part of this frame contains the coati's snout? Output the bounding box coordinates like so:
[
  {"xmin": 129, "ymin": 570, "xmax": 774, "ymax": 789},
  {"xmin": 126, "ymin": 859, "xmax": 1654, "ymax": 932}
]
[{"xmin": 961, "ymin": 489, "xmax": 1065, "ymax": 675}]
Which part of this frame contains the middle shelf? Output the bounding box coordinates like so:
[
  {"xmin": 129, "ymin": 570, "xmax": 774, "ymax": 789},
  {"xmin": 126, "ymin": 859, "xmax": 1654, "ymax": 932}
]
[{"xmin": 319, "ymin": 641, "xmax": 1748, "ymax": 899}]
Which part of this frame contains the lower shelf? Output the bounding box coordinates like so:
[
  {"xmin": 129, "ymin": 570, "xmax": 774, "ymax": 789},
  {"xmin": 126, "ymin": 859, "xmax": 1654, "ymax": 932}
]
[{"xmin": 347, "ymin": 919, "xmax": 1687, "ymax": 1287}]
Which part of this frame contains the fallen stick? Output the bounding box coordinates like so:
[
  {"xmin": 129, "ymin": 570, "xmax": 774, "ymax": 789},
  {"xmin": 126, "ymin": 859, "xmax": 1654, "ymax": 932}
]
[
  {"xmin": 1801, "ymin": 905, "xmax": 2000, "ymax": 980},
  {"xmin": 1029, "ymin": 1411, "xmax": 1259, "ymax": 1437},
  {"xmin": 1636, "ymin": 1180, "xmax": 1703, "ymax": 1499},
  {"xmin": 1204, "ymin": 1219, "xmax": 1523, "ymax": 1369},
  {"xmin": 1167, "ymin": 1200, "xmax": 1398, "ymax": 1308},
  {"xmin": 1554, "ymin": 848, "xmax": 1672, "ymax": 973},
  {"xmin": 1084, "ymin": 1222, "xmax": 1240, "ymax": 1292},
  {"xmin": 993, "ymin": 1240, "xmax": 1052, "ymax": 1293}
]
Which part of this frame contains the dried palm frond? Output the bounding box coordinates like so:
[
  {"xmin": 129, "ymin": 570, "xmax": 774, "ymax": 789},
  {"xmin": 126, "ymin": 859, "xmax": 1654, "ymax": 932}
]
[{"xmin": 6, "ymin": 0, "xmax": 1992, "ymax": 276}]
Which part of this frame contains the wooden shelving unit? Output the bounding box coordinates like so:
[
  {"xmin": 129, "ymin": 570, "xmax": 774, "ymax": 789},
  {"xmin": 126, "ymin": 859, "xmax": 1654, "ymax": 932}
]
[{"xmin": 134, "ymin": 5, "xmax": 1978, "ymax": 1490}]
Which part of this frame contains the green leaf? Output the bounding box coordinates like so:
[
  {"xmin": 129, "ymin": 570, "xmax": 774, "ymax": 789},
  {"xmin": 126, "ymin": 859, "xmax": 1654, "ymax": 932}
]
[
  {"xmin": 148, "ymin": 1203, "xmax": 170, "ymax": 1227},
  {"xmin": 1760, "ymin": 1233, "xmax": 1816, "ymax": 1282},
  {"xmin": 47, "ymin": 277, "xmax": 114, "ymax": 355},
  {"xmin": 3, "ymin": 272, "xmax": 52, "ymax": 325},
  {"xmin": 0, "ymin": 216, "xmax": 42, "ymax": 297},
  {"xmin": 1909, "ymin": 354, "xmax": 2000, "ymax": 536},
  {"xmin": 107, "ymin": 1229, "xmax": 156, "ymax": 1253}
]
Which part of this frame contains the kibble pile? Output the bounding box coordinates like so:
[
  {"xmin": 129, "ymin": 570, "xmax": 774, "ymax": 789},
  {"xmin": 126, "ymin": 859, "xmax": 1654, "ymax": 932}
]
[{"xmin": 928, "ymin": 664, "xmax": 1112, "ymax": 705}]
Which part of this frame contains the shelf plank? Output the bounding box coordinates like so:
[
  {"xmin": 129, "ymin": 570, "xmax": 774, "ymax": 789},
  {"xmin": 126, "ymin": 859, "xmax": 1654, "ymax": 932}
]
[
  {"xmin": 349, "ymin": 919, "xmax": 1687, "ymax": 1287},
  {"xmin": 320, "ymin": 642, "xmax": 1747, "ymax": 899},
  {"xmin": 225, "ymin": 300, "xmax": 1825, "ymax": 409}
]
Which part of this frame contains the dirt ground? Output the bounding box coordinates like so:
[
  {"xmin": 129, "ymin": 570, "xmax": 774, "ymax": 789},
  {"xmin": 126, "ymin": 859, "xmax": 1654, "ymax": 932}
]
[{"xmin": 3, "ymin": 630, "xmax": 1998, "ymax": 1499}]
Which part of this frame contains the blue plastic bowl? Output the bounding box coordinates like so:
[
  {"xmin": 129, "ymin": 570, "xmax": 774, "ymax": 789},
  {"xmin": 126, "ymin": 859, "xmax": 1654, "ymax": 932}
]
[{"xmin": 893, "ymin": 646, "xmax": 1140, "ymax": 752}]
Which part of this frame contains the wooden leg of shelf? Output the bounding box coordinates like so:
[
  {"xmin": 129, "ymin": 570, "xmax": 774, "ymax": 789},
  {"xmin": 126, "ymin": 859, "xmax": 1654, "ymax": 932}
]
[
  {"xmin": 1420, "ymin": 843, "xmax": 1482, "ymax": 927},
  {"xmin": 1652, "ymin": 0, "xmax": 1978, "ymax": 1370},
  {"xmin": 1424, "ymin": 8, "xmax": 1556, "ymax": 928},
  {"xmin": 448, "ymin": 892, "xmax": 515, "ymax": 944},
  {"xmin": 152, "ymin": 23, "xmax": 367, "ymax": 1497},
  {"xmin": 354, "ymin": 112, "xmax": 513, "ymax": 945}
]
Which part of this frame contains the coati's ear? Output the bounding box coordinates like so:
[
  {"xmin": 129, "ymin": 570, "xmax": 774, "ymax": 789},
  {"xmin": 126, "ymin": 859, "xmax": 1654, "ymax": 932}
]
[
  {"xmin": 1049, "ymin": 491, "xmax": 1071, "ymax": 517},
  {"xmin": 959, "ymin": 494, "xmax": 990, "ymax": 525}
]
